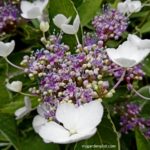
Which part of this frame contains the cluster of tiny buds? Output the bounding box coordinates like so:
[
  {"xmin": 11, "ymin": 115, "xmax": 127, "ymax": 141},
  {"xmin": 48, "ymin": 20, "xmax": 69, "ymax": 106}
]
[
  {"xmin": 92, "ymin": 8, "xmax": 128, "ymax": 41},
  {"xmin": 114, "ymin": 103, "xmax": 150, "ymax": 138},
  {"xmin": 104, "ymin": 56, "xmax": 145, "ymax": 86},
  {"xmin": 21, "ymin": 35, "xmax": 117, "ymax": 120},
  {"xmin": 0, "ymin": 3, "xmax": 21, "ymax": 33}
]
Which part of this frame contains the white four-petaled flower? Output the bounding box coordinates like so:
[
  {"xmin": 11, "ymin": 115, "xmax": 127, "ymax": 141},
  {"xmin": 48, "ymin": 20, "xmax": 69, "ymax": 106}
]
[
  {"xmin": 15, "ymin": 96, "xmax": 32, "ymax": 119},
  {"xmin": 0, "ymin": 40, "xmax": 15, "ymax": 58},
  {"xmin": 20, "ymin": 0, "xmax": 49, "ymax": 19},
  {"xmin": 53, "ymin": 14, "xmax": 71, "ymax": 29},
  {"xmin": 33, "ymin": 100, "xmax": 103, "ymax": 144},
  {"xmin": 117, "ymin": 0, "xmax": 142, "ymax": 15},
  {"xmin": 61, "ymin": 15, "xmax": 80, "ymax": 35},
  {"xmin": 6, "ymin": 81, "xmax": 23, "ymax": 92},
  {"xmin": 106, "ymin": 34, "xmax": 150, "ymax": 68}
]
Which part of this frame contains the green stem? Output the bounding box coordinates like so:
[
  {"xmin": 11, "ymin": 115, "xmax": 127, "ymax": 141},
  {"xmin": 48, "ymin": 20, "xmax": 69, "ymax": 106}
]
[
  {"xmin": 132, "ymin": 87, "xmax": 150, "ymax": 100},
  {"xmin": 20, "ymin": 92, "xmax": 37, "ymax": 97},
  {"xmin": 5, "ymin": 57, "xmax": 23, "ymax": 70},
  {"xmin": 75, "ymin": 33, "xmax": 80, "ymax": 45},
  {"xmin": 8, "ymin": 72, "xmax": 24, "ymax": 80}
]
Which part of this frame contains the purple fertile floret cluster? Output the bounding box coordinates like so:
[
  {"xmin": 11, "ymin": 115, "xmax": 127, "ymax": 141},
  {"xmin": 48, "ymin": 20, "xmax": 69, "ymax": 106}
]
[
  {"xmin": 92, "ymin": 9, "xmax": 128, "ymax": 41},
  {"xmin": 115, "ymin": 103, "xmax": 150, "ymax": 138},
  {"xmin": 0, "ymin": 3, "xmax": 20, "ymax": 32},
  {"xmin": 21, "ymin": 36, "xmax": 110, "ymax": 119},
  {"xmin": 108, "ymin": 62, "xmax": 145, "ymax": 85}
]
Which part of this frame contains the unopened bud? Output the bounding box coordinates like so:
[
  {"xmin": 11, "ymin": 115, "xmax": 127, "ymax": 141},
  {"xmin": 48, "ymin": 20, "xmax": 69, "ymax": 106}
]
[{"xmin": 40, "ymin": 21, "xmax": 49, "ymax": 32}]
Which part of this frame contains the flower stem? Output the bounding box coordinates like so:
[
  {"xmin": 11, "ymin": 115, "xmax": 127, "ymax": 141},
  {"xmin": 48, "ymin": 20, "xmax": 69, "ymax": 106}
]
[
  {"xmin": 43, "ymin": 32, "xmax": 46, "ymax": 39},
  {"xmin": 112, "ymin": 69, "xmax": 126, "ymax": 90},
  {"xmin": 20, "ymin": 92, "xmax": 37, "ymax": 97},
  {"xmin": 57, "ymin": 30, "xmax": 63, "ymax": 41},
  {"xmin": 5, "ymin": 57, "xmax": 23, "ymax": 70},
  {"xmin": 75, "ymin": 33, "xmax": 80, "ymax": 45},
  {"xmin": 8, "ymin": 71, "xmax": 24, "ymax": 79},
  {"xmin": 108, "ymin": 67, "xmax": 123, "ymax": 72},
  {"xmin": 132, "ymin": 87, "xmax": 150, "ymax": 100}
]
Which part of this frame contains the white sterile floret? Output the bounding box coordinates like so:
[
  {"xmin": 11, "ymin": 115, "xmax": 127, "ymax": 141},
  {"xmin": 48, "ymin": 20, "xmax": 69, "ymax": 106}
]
[
  {"xmin": 117, "ymin": 0, "xmax": 142, "ymax": 15},
  {"xmin": 106, "ymin": 34, "xmax": 150, "ymax": 68},
  {"xmin": 20, "ymin": 0, "xmax": 49, "ymax": 19},
  {"xmin": 127, "ymin": 34, "xmax": 150, "ymax": 49},
  {"xmin": 0, "ymin": 40, "xmax": 15, "ymax": 57},
  {"xmin": 6, "ymin": 81, "xmax": 23, "ymax": 92},
  {"xmin": 61, "ymin": 15, "xmax": 80, "ymax": 35},
  {"xmin": 53, "ymin": 14, "xmax": 71, "ymax": 29},
  {"xmin": 33, "ymin": 100, "xmax": 103, "ymax": 144},
  {"xmin": 15, "ymin": 96, "xmax": 32, "ymax": 119}
]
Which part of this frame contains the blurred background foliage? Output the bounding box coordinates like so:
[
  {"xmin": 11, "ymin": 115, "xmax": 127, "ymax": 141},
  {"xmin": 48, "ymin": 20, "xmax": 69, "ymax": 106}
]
[{"xmin": 0, "ymin": 0, "xmax": 150, "ymax": 150}]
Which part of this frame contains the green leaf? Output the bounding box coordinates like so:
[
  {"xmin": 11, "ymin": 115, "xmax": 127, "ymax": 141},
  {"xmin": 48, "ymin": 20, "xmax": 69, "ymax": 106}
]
[
  {"xmin": 49, "ymin": 0, "xmax": 77, "ymax": 18},
  {"xmin": 0, "ymin": 114, "xmax": 20, "ymax": 150},
  {"xmin": 77, "ymin": 0, "xmax": 103, "ymax": 26},
  {"xmin": 71, "ymin": 0, "xmax": 83, "ymax": 7},
  {"xmin": 142, "ymin": 57, "xmax": 150, "ymax": 76},
  {"xmin": 135, "ymin": 129, "xmax": 150, "ymax": 150},
  {"xmin": 0, "ymin": 95, "xmax": 25, "ymax": 114},
  {"xmin": 20, "ymin": 131, "xmax": 60, "ymax": 150},
  {"xmin": 140, "ymin": 21, "xmax": 150, "ymax": 33},
  {"xmin": 130, "ymin": 11, "xmax": 149, "ymax": 18},
  {"xmin": 70, "ymin": 106, "xmax": 120, "ymax": 150},
  {"xmin": 19, "ymin": 24, "xmax": 42, "ymax": 46},
  {"xmin": 0, "ymin": 59, "xmax": 11, "ymax": 108}
]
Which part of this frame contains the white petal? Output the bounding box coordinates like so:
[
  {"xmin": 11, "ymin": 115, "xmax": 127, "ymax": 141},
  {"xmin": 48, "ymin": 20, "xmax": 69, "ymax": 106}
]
[
  {"xmin": 61, "ymin": 24, "xmax": 76, "ymax": 34},
  {"xmin": 133, "ymin": 49, "xmax": 150, "ymax": 65},
  {"xmin": 38, "ymin": 121, "xmax": 70, "ymax": 144},
  {"xmin": 21, "ymin": 13, "xmax": 30, "ymax": 19},
  {"xmin": 42, "ymin": 0, "xmax": 49, "ymax": 10},
  {"xmin": 20, "ymin": 1, "xmax": 33, "ymax": 13},
  {"xmin": 37, "ymin": 103, "xmax": 47, "ymax": 117},
  {"xmin": 106, "ymin": 40, "xmax": 150, "ymax": 68},
  {"xmin": 56, "ymin": 100, "xmax": 103, "ymax": 133},
  {"xmin": 73, "ymin": 15, "xmax": 80, "ymax": 33},
  {"xmin": 34, "ymin": 0, "xmax": 48, "ymax": 12},
  {"xmin": 127, "ymin": 34, "xmax": 140, "ymax": 45},
  {"xmin": 0, "ymin": 40, "xmax": 15, "ymax": 57},
  {"xmin": 0, "ymin": 42, "xmax": 8, "ymax": 57},
  {"xmin": 128, "ymin": 1, "xmax": 142, "ymax": 13},
  {"xmin": 6, "ymin": 81, "xmax": 23, "ymax": 92},
  {"xmin": 15, "ymin": 96, "xmax": 31, "ymax": 119},
  {"xmin": 24, "ymin": 96, "xmax": 31, "ymax": 109},
  {"xmin": 106, "ymin": 46, "xmax": 137, "ymax": 68},
  {"xmin": 26, "ymin": 7, "xmax": 41, "ymax": 19},
  {"xmin": 76, "ymin": 100, "xmax": 103, "ymax": 133},
  {"xmin": 32, "ymin": 115, "xmax": 47, "ymax": 133},
  {"xmin": 114, "ymin": 58, "xmax": 137, "ymax": 68},
  {"xmin": 56, "ymin": 102, "xmax": 78, "ymax": 131},
  {"xmin": 117, "ymin": 2, "xmax": 128, "ymax": 14},
  {"xmin": 15, "ymin": 107, "xmax": 27, "ymax": 120},
  {"xmin": 20, "ymin": 0, "xmax": 48, "ymax": 19},
  {"xmin": 128, "ymin": 34, "xmax": 150, "ymax": 49},
  {"xmin": 69, "ymin": 128, "xmax": 97, "ymax": 143},
  {"xmin": 53, "ymin": 14, "xmax": 68, "ymax": 28}
]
